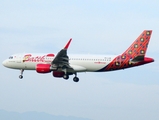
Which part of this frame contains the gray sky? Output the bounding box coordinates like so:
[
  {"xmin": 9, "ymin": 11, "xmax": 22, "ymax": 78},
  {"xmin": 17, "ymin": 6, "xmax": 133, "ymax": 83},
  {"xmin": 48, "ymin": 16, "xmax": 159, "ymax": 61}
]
[{"xmin": 0, "ymin": 0, "xmax": 159, "ymax": 120}]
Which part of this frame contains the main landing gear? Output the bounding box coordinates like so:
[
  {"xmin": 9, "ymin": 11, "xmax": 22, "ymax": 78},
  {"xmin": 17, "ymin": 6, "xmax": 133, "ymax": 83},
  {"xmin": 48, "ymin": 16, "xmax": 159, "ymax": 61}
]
[
  {"xmin": 63, "ymin": 74, "xmax": 69, "ymax": 80},
  {"xmin": 73, "ymin": 73, "xmax": 79, "ymax": 82},
  {"xmin": 73, "ymin": 76, "xmax": 79, "ymax": 82},
  {"xmin": 72, "ymin": 73, "xmax": 79, "ymax": 82},
  {"xmin": 63, "ymin": 73, "xmax": 79, "ymax": 82},
  {"xmin": 19, "ymin": 69, "xmax": 24, "ymax": 79}
]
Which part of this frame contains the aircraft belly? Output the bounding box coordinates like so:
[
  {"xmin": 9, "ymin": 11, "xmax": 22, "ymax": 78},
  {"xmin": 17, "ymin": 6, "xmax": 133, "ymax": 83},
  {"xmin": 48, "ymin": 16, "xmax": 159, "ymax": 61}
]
[
  {"xmin": 86, "ymin": 63, "xmax": 106, "ymax": 72},
  {"xmin": 70, "ymin": 61, "xmax": 107, "ymax": 72},
  {"xmin": 70, "ymin": 65, "xmax": 86, "ymax": 72},
  {"xmin": 24, "ymin": 62, "xmax": 36, "ymax": 70}
]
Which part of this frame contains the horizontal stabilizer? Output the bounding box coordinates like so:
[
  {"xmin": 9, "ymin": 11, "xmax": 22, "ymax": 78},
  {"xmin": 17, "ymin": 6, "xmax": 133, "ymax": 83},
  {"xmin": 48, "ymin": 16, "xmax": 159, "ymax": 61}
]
[{"xmin": 130, "ymin": 55, "xmax": 144, "ymax": 63}]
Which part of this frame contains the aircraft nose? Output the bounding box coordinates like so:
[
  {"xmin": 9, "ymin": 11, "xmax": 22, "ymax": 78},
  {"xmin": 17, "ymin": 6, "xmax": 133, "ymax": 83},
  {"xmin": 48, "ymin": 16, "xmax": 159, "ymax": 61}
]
[{"xmin": 2, "ymin": 60, "xmax": 7, "ymax": 67}]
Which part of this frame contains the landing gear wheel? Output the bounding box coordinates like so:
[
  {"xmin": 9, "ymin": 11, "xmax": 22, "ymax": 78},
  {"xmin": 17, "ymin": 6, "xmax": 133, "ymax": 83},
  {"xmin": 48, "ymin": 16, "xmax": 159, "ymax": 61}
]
[
  {"xmin": 73, "ymin": 77, "xmax": 79, "ymax": 82},
  {"xmin": 19, "ymin": 75, "xmax": 23, "ymax": 79},
  {"xmin": 63, "ymin": 74, "xmax": 69, "ymax": 80}
]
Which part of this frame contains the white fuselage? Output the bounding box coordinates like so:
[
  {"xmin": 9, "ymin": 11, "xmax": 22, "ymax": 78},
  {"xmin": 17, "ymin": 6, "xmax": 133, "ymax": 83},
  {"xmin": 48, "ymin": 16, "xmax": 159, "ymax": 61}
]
[{"xmin": 3, "ymin": 53, "xmax": 116, "ymax": 72}]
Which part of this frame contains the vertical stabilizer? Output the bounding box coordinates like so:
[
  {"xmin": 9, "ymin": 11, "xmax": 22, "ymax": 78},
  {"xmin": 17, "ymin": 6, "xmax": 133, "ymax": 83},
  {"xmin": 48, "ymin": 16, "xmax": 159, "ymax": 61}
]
[
  {"xmin": 103, "ymin": 30, "xmax": 153, "ymax": 71},
  {"xmin": 121, "ymin": 30, "xmax": 152, "ymax": 60}
]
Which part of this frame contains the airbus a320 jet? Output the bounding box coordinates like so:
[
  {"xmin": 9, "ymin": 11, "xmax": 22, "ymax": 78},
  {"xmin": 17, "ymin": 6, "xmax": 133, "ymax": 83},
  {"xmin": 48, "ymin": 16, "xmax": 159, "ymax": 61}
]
[{"xmin": 2, "ymin": 30, "xmax": 154, "ymax": 82}]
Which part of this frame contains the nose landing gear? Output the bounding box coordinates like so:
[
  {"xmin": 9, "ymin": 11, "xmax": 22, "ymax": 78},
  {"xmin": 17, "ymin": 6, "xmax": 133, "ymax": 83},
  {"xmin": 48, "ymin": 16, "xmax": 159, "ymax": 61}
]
[{"xmin": 19, "ymin": 69, "xmax": 24, "ymax": 79}]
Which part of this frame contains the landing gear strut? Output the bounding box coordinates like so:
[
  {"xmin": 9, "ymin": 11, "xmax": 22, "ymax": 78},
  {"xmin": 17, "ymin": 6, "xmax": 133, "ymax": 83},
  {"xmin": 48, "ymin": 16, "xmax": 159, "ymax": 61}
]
[
  {"xmin": 19, "ymin": 69, "xmax": 24, "ymax": 79},
  {"xmin": 62, "ymin": 71, "xmax": 79, "ymax": 82},
  {"xmin": 73, "ymin": 73, "xmax": 79, "ymax": 82},
  {"xmin": 63, "ymin": 74, "xmax": 69, "ymax": 80},
  {"xmin": 62, "ymin": 68, "xmax": 69, "ymax": 80}
]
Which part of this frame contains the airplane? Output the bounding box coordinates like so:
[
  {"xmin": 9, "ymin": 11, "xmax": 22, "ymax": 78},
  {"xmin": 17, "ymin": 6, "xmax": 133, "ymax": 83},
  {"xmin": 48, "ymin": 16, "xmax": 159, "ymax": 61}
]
[{"xmin": 2, "ymin": 30, "xmax": 154, "ymax": 82}]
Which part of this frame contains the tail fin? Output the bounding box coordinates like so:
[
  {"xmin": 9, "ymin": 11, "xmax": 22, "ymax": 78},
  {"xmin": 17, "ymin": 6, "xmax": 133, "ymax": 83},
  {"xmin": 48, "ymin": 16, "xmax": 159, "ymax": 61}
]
[
  {"xmin": 121, "ymin": 30, "xmax": 152, "ymax": 62},
  {"xmin": 101, "ymin": 30, "xmax": 153, "ymax": 71}
]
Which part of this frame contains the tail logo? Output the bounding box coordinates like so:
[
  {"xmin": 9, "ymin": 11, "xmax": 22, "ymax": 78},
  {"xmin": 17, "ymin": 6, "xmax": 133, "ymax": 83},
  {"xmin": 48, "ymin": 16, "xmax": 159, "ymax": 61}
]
[{"xmin": 103, "ymin": 30, "xmax": 153, "ymax": 71}]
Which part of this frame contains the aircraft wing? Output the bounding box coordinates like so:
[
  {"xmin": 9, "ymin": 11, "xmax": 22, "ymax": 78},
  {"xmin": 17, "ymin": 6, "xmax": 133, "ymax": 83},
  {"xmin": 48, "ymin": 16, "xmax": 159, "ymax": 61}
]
[{"xmin": 51, "ymin": 39, "xmax": 74, "ymax": 71}]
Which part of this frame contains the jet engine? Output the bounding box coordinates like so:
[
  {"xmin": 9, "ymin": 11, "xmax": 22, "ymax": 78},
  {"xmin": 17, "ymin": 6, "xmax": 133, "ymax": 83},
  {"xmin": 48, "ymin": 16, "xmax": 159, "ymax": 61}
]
[
  {"xmin": 52, "ymin": 71, "xmax": 65, "ymax": 78},
  {"xmin": 36, "ymin": 64, "xmax": 51, "ymax": 73}
]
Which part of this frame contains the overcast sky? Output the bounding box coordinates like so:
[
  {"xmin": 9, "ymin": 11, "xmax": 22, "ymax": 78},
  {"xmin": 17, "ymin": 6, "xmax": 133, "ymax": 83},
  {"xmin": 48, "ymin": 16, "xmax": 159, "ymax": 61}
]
[{"xmin": 0, "ymin": 0, "xmax": 159, "ymax": 120}]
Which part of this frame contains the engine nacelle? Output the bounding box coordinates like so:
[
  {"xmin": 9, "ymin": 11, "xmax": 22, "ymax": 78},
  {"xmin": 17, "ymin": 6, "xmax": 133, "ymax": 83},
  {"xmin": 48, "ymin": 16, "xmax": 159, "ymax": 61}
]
[
  {"xmin": 36, "ymin": 64, "xmax": 51, "ymax": 73},
  {"xmin": 53, "ymin": 71, "xmax": 65, "ymax": 78}
]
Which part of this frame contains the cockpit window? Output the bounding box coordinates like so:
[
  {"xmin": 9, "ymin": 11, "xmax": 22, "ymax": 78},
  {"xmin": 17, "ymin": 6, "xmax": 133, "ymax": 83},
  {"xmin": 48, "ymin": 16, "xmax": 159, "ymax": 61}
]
[{"xmin": 9, "ymin": 56, "xmax": 13, "ymax": 59}]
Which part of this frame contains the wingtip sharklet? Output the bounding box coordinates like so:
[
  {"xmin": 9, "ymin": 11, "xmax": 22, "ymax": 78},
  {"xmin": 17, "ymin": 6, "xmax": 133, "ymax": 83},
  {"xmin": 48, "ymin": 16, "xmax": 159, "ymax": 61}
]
[{"xmin": 64, "ymin": 38, "xmax": 72, "ymax": 50}]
